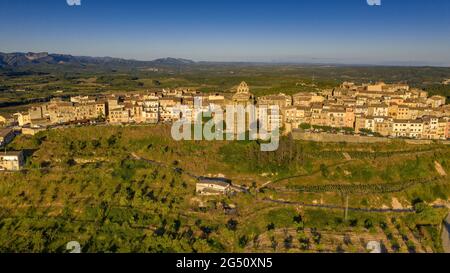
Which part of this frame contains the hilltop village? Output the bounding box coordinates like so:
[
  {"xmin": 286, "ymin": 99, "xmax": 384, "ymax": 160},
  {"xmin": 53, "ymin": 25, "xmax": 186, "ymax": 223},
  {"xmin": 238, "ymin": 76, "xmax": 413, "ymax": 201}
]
[{"xmin": 2, "ymin": 81, "xmax": 448, "ymax": 141}]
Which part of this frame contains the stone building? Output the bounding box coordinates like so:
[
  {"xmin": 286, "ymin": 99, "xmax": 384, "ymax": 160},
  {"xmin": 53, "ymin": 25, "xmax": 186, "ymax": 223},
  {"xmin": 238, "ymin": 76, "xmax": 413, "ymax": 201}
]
[
  {"xmin": 232, "ymin": 82, "xmax": 254, "ymax": 106},
  {"xmin": 0, "ymin": 151, "xmax": 24, "ymax": 171},
  {"xmin": 257, "ymin": 93, "xmax": 292, "ymax": 108},
  {"xmin": 196, "ymin": 177, "xmax": 231, "ymax": 196}
]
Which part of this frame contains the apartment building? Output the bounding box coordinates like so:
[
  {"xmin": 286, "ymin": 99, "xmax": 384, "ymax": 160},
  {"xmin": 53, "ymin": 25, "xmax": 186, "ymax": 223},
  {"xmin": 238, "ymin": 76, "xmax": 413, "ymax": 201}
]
[
  {"xmin": 392, "ymin": 119, "xmax": 424, "ymax": 139},
  {"xmin": 159, "ymin": 97, "xmax": 182, "ymax": 123},
  {"xmin": 142, "ymin": 99, "xmax": 160, "ymax": 124},
  {"xmin": 283, "ymin": 106, "xmax": 311, "ymax": 125},
  {"xmin": 368, "ymin": 104, "xmax": 389, "ymax": 117},
  {"xmin": 109, "ymin": 107, "xmax": 131, "ymax": 124}
]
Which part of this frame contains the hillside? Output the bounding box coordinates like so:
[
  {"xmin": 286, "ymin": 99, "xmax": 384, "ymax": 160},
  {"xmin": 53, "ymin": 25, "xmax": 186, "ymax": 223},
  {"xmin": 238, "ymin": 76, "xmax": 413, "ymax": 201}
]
[
  {"xmin": 0, "ymin": 52, "xmax": 196, "ymax": 69},
  {"xmin": 0, "ymin": 125, "xmax": 448, "ymax": 253}
]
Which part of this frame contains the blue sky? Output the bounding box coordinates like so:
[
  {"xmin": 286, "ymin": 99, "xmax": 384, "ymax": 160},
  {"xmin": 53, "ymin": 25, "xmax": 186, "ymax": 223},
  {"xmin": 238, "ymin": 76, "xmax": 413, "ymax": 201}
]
[{"xmin": 0, "ymin": 0, "xmax": 449, "ymax": 65}]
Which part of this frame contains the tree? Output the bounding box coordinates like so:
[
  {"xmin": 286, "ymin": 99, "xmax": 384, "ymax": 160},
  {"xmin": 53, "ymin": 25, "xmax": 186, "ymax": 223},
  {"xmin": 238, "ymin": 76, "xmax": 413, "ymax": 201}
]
[
  {"xmin": 66, "ymin": 158, "xmax": 77, "ymax": 167},
  {"xmin": 226, "ymin": 219, "xmax": 238, "ymax": 231},
  {"xmin": 284, "ymin": 235, "xmax": 293, "ymax": 250},
  {"xmin": 238, "ymin": 235, "xmax": 249, "ymax": 248},
  {"xmin": 267, "ymin": 223, "xmax": 275, "ymax": 231},
  {"xmin": 412, "ymin": 198, "xmax": 426, "ymax": 213},
  {"xmin": 91, "ymin": 139, "xmax": 101, "ymax": 148},
  {"xmin": 364, "ymin": 219, "xmax": 374, "ymax": 230},
  {"xmin": 298, "ymin": 232, "xmax": 310, "ymax": 251},
  {"xmin": 294, "ymin": 214, "xmax": 304, "ymax": 231},
  {"xmin": 107, "ymin": 135, "xmax": 117, "ymax": 147},
  {"xmin": 311, "ymin": 228, "xmax": 322, "ymax": 244},
  {"xmin": 342, "ymin": 127, "xmax": 355, "ymax": 134},
  {"xmin": 300, "ymin": 123, "xmax": 311, "ymax": 130},
  {"xmin": 320, "ymin": 164, "xmax": 329, "ymax": 178}
]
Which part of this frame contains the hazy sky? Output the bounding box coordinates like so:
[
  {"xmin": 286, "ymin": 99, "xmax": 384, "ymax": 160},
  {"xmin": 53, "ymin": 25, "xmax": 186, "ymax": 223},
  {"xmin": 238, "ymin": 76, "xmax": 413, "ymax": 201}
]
[{"xmin": 0, "ymin": 0, "xmax": 449, "ymax": 65}]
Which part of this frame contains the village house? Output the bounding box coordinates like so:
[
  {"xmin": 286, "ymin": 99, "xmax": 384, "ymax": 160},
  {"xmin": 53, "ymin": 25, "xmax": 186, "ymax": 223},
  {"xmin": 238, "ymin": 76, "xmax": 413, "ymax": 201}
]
[
  {"xmin": 0, "ymin": 151, "xmax": 24, "ymax": 171},
  {"xmin": 196, "ymin": 177, "xmax": 232, "ymax": 196},
  {"xmin": 207, "ymin": 94, "xmax": 226, "ymax": 106},
  {"xmin": 354, "ymin": 115, "xmax": 366, "ymax": 134},
  {"xmin": 422, "ymin": 116, "xmax": 447, "ymax": 140},
  {"xmin": 109, "ymin": 107, "xmax": 131, "ymax": 124},
  {"xmin": 283, "ymin": 106, "xmax": 311, "ymax": 125},
  {"xmin": 257, "ymin": 93, "xmax": 292, "ymax": 108},
  {"xmin": 292, "ymin": 92, "xmax": 325, "ymax": 107},
  {"xmin": 374, "ymin": 118, "xmax": 393, "ymax": 137},
  {"xmin": 428, "ymin": 96, "xmax": 446, "ymax": 108},
  {"xmin": 257, "ymin": 104, "xmax": 283, "ymax": 132},
  {"xmin": 14, "ymin": 112, "xmax": 31, "ymax": 127},
  {"xmin": 10, "ymin": 80, "xmax": 450, "ymax": 141},
  {"xmin": 21, "ymin": 126, "xmax": 46, "ymax": 136},
  {"xmin": 159, "ymin": 97, "xmax": 182, "ymax": 123},
  {"xmin": 326, "ymin": 108, "xmax": 347, "ymax": 128},
  {"xmin": 445, "ymin": 118, "xmax": 450, "ymax": 139},
  {"xmin": 142, "ymin": 98, "xmax": 160, "ymax": 123},
  {"xmin": 368, "ymin": 104, "xmax": 389, "ymax": 117},
  {"xmin": 397, "ymin": 105, "xmax": 412, "ymax": 120},
  {"xmin": 392, "ymin": 119, "xmax": 424, "ymax": 139}
]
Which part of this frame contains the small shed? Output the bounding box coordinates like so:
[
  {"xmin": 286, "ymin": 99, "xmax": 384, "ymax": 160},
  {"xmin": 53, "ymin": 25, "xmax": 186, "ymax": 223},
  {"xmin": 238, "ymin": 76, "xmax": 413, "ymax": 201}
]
[{"xmin": 196, "ymin": 177, "xmax": 232, "ymax": 196}]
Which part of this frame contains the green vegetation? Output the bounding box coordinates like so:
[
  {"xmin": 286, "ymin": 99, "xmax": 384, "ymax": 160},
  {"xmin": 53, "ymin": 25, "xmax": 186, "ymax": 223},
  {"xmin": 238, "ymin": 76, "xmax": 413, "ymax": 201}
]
[{"xmin": 0, "ymin": 125, "xmax": 448, "ymax": 253}]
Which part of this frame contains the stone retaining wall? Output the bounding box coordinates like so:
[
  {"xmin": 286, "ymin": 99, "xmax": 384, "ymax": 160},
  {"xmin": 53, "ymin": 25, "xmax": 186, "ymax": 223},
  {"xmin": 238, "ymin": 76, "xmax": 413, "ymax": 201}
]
[{"xmin": 291, "ymin": 130, "xmax": 450, "ymax": 145}]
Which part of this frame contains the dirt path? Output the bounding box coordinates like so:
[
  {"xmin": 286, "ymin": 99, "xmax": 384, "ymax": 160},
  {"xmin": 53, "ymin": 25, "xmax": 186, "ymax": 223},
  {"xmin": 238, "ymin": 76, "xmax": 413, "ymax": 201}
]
[
  {"xmin": 262, "ymin": 198, "xmax": 415, "ymax": 213},
  {"xmin": 435, "ymin": 161, "xmax": 447, "ymax": 177},
  {"xmin": 342, "ymin": 152, "xmax": 352, "ymax": 161}
]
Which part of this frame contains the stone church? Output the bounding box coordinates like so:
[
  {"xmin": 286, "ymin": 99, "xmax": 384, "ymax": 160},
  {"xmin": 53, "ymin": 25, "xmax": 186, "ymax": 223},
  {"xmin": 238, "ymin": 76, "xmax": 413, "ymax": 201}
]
[{"xmin": 232, "ymin": 81, "xmax": 255, "ymax": 106}]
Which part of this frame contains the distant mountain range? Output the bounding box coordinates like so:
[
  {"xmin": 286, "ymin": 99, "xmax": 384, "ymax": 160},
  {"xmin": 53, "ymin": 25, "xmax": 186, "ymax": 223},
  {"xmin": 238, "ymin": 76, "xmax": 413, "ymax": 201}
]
[
  {"xmin": 1, "ymin": 52, "xmax": 448, "ymax": 70},
  {"xmin": 0, "ymin": 52, "xmax": 196, "ymax": 68}
]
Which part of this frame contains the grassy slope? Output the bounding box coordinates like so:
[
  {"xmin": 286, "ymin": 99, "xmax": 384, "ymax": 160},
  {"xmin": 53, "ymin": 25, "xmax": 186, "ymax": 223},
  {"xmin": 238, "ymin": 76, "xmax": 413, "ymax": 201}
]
[{"xmin": 0, "ymin": 125, "xmax": 448, "ymax": 253}]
